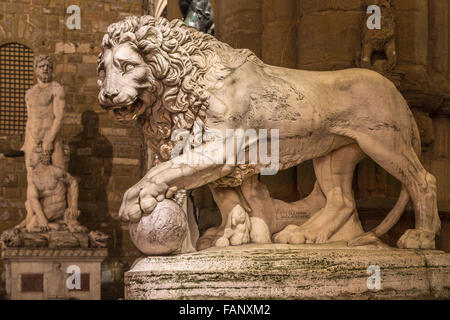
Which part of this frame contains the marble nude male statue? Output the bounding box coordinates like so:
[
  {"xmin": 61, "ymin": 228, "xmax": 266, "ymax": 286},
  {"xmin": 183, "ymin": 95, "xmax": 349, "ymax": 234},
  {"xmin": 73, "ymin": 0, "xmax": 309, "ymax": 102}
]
[
  {"xmin": 98, "ymin": 16, "xmax": 441, "ymax": 252},
  {"xmin": 22, "ymin": 55, "xmax": 65, "ymax": 171},
  {"xmin": 15, "ymin": 144, "xmax": 86, "ymax": 234}
]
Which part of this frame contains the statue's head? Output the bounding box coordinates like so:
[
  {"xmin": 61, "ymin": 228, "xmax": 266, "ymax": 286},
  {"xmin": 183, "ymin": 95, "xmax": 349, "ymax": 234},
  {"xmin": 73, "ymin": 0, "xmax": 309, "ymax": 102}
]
[
  {"xmin": 34, "ymin": 55, "xmax": 53, "ymax": 83},
  {"xmin": 183, "ymin": 0, "xmax": 214, "ymax": 35}
]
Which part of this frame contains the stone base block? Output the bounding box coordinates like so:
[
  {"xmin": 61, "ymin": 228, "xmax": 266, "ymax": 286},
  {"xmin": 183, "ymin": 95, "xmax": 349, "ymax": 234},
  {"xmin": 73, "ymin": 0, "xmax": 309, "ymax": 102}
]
[
  {"xmin": 2, "ymin": 246, "xmax": 107, "ymax": 300},
  {"xmin": 125, "ymin": 244, "xmax": 450, "ymax": 299}
]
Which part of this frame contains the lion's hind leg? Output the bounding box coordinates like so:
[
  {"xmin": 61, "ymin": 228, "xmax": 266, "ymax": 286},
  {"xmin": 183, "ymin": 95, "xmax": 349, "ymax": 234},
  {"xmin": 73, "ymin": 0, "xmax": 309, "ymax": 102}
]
[
  {"xmin": 339, "ymin": 129, "xmax": 440, "ymax": 249},
  {"xmin": 273, "ymin": 144, "xmax": 365, "ymax": 244}
]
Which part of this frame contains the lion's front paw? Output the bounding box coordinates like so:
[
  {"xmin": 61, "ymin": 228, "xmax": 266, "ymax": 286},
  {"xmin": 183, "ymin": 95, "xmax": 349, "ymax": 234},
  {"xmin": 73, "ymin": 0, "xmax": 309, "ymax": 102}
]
[
  {"xmin": 397, "ymin": 229, "xmax": 436, "ymax": 249},
  {"xmin": 119, "ymin": 181, "xmax": 168, "ymax": 223}
]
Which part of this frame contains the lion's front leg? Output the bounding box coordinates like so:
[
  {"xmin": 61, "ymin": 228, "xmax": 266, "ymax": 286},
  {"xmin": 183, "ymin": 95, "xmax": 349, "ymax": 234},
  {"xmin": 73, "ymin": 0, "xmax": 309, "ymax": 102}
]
[{"xmin": 119, "ymin": 141, "xmax": 236, "ymax": 223}]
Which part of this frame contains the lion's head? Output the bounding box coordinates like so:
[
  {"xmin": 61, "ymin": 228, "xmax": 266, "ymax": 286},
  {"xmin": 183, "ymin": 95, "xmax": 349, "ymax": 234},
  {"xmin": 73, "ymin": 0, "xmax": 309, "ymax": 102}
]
[{"xmin": 98, "ymin": 15, "xmax": 261, "ymax": 161}]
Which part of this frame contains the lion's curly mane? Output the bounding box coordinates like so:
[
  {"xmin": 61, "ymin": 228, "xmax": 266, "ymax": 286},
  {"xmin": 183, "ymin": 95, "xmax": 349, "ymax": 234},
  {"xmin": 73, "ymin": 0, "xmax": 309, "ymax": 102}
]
[{"xmin": 98, "ymin": 15, "xmax": 262, "ymax": 163}]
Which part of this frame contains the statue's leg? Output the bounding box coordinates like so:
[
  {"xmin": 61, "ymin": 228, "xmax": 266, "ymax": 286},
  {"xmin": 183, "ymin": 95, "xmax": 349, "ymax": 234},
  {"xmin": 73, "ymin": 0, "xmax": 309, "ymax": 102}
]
[
  {"xmin": 196, "ymin": 185, "xmax": 242, "ymax": 250},
  {"xmin": 273, "ymin": 144, "xmax": 365, "ymax": 244},
  {"xmin": 15, "ymin": 200, "xmax": 33, "ymax": 230},
  {"xmin": 52, "ymin": 138, "xmax": 65, "ymax": 169},
  {"xmin": 346, "ymin": 130, "xmax": 440, "ymax": 249},
  {"xmin": 23, "ymin": 201, "xmax": 43, "ymax": 233},
  {"xmin": 24, "ymin": 143, "xmax": 33, "ymax": 172}
]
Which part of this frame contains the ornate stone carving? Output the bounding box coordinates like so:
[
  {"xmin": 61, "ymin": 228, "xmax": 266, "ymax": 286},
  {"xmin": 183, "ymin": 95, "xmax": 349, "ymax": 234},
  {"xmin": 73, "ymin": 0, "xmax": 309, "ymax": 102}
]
[
  {"xmin": 1, "ymin": 247, "xmax": 107, "ymax": 300},
  {"xmin": 98, "ymin": 16, "xmax": 440, "ymax": 254},
  {"xmin": 359, "ymin": 0, "xmax": 397, "ymax": 76},
  {"xmin": 45, "ymin": 263, "xmax": 67, "ymax": 299},
  {"xmin": 21, "ymin": 143, "xmax": 85, "ymax": 233}
]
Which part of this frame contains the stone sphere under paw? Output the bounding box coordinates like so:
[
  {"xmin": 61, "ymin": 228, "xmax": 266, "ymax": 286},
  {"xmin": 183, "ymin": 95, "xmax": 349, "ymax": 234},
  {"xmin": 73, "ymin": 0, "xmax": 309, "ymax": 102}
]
[{"xmin": 129, "ymin": 199, "xmax": 188, "ymax": 255}]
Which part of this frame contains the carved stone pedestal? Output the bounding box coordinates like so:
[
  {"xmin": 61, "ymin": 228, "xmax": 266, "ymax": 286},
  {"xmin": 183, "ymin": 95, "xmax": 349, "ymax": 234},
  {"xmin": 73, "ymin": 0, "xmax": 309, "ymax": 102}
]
[
  {"xmin": 2, "ymin": 247, "xmax": 107, "ymax": 300},
  {"xmin": 125, "ymin": 244, "xmax": 450, "ymax": 300}
]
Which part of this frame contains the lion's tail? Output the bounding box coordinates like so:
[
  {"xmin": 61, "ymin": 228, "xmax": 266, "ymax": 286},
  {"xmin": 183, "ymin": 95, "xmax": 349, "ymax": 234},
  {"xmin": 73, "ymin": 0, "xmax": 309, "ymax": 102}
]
[{"xmin": 371, "ymin": 111, "xmax": 421, "ymax": 237}]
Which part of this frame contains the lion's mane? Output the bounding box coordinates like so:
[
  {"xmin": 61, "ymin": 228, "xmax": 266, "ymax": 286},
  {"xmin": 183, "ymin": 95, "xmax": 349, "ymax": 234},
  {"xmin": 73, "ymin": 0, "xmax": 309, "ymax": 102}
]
[{"xmin": 98, "ymin": 15, "xmax": 262, "ymax": 163}]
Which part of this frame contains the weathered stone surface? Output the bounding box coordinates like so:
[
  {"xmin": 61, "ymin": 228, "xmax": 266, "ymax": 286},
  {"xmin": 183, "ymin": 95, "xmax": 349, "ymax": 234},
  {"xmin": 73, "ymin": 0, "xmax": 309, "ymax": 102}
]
[
  {"xmin": 430, "ymin": 117, "xmax": 450, "ymax": 158},
  {"xmin": 396, "ymin": 0, "xmax": 429, "ymax": 66},
  {"xmin": 22, "ymin": 232, "xmax": 48, "ymax": 247},
  {"xmin": 428, "ymin": 0, "xmax": 449, "ymax": 78},
  {"xmin": 129, "ymin": 200, "xmax": 189, "ymax": 256},
  {"xmin": 297, "ymin": 11, "xmax": 362, "ymax": 70},
  {"xmin": 261, "ymin": 0, "xmax": 297, "ymax": 68},
  {"xmin": 215, "ymin": 0, "xmax": 262, "ymax": 57},
  {"xmin": 2, "ymin": 246, "xmax": 107, "ymax": 300},
  {"xmin": 125, "ymin": 244, "xmax": 450, "ymax": 300},
  {"xmin": 48, "ymin": 231, "xmax": 84, "ymax": 249},
  {"xmin": 298, "ymin": 0, "xmax": 362, "ymax": 13}
]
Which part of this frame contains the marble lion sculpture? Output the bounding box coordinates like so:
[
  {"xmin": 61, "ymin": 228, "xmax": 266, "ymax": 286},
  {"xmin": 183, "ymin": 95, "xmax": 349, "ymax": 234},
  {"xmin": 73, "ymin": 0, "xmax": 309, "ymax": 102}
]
[{"xmin": 98, "ymin": 16, "xmax": 441, "ymax": 251}]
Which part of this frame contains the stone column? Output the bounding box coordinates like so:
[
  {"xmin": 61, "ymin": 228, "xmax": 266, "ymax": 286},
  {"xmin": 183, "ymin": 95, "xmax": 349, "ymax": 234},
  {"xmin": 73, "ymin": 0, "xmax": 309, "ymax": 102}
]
[
  {"xmin": 215, "ymin": 0, "xmax": 263, "ymax": 58},
  {"xmin": 395, "ymin": 0, "xmax": 430, "ymax": 102},
  {"xmin": 428, "ymin": 0, "xmax": 449, "ymax": 78},
  {"xmin": 261, "ymin": 0, "xmax": 297, "ymax": 68},
  {"xmin": 296, "ymin": 0, "xmax": 363, "ymax": 70}
]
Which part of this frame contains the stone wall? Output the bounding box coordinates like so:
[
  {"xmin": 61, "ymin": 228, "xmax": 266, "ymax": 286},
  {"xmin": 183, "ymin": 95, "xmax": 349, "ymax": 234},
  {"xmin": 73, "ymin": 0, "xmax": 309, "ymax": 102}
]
[{"xmin": 0, "ymin": 0, "xmax": 146, "ymax": 300}]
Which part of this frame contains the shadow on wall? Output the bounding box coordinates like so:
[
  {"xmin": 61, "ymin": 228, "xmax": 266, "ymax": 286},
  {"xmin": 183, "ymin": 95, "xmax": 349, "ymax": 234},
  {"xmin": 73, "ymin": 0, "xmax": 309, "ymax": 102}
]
[
  {"xmin": 68, "ymin": 111, "xmax": 140, "ymax": 299},
  {"xmin": 69, "ymin": 110, "xmax": 112, "ymax": 222}
]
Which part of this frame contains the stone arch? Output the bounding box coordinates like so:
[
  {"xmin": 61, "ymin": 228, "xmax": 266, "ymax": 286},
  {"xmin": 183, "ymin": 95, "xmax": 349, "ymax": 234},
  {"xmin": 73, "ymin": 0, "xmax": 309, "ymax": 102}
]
[{"xmin": 0, "ymin": 14, "xmax": 53, "ymax": 55}]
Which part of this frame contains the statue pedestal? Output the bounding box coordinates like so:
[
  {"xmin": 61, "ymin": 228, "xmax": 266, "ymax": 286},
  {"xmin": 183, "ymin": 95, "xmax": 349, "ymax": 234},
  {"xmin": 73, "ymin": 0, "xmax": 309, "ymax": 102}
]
[
  {"xmin": 124, "ymin": 244, "xmax": 450, "ymax": 300},
  {"xmin": 2, "ymin": 247, "xmax": 107, "ymax": 300}
]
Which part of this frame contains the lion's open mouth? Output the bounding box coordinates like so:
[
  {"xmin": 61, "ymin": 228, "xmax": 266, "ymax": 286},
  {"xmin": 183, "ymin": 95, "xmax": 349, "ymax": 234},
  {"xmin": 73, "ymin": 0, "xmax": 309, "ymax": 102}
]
[{"xmin": 111, "ymin": 97, "xmax": 146, "ymax": 122}]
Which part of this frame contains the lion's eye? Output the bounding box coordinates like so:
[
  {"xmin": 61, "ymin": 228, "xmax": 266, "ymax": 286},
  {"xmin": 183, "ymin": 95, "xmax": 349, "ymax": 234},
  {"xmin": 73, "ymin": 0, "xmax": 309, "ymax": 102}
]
[{"xmin": 123, "ymin": 63, "xmax": 135, "ymax": 73}]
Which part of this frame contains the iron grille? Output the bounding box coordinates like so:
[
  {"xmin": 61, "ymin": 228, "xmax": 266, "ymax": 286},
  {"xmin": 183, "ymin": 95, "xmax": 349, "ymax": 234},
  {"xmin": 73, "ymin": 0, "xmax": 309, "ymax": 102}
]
[{"xmin": 0, "ymin": 43, "xmax": 34, "ymax": 135}]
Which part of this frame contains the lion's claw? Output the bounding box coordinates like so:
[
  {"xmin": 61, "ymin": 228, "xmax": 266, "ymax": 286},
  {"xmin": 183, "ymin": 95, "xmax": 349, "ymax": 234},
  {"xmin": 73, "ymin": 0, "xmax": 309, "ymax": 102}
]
[{"xmin": 119, "ymin": 181, "xmax": 169, "ymax": 222}]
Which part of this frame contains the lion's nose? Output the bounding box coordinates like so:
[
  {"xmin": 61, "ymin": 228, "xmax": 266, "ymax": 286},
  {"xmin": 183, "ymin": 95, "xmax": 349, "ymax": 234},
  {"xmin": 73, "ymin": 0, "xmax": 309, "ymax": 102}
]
[{"xmin": 101, "ymin": 89, "xmax": 119, "ymax": 100}]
